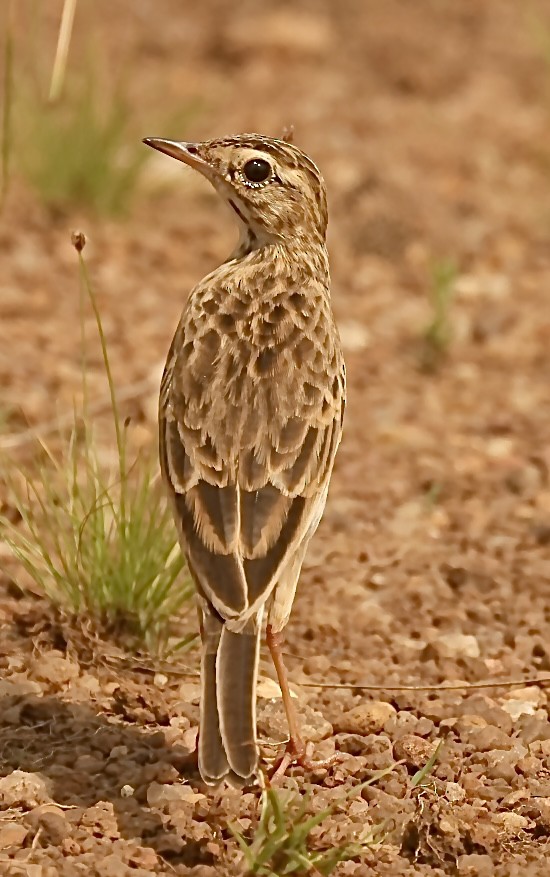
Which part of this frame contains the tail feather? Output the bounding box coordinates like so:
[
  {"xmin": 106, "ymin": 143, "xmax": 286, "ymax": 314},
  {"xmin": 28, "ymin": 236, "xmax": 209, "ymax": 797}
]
[
  {"xmin": 217, "ymin": 620, "xmax": 261, "ymax": 781},
  {"xmin": 198, "ymin": 648, "xmax": 230, "ymax": 784},
  {"xmin": 198, "ymin": 608, "xmax": 261, "ymax": 785}
]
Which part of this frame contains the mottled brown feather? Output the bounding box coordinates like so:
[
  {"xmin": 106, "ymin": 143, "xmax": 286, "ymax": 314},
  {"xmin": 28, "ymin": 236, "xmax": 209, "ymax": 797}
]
[{"xmin": 155, "ymin": 133, "xmax": 345, "ymax": 783}]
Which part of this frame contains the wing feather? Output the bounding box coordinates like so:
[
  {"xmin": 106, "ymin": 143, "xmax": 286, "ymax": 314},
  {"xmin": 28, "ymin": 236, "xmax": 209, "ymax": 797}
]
[{"xmin": 160, "ymin": 294, "xmax": 346, "ymax": 626}]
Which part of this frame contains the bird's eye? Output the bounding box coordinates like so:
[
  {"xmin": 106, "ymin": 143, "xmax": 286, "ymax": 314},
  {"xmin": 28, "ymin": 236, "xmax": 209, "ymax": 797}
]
[{"xmin": 242, "ymin": 158, "xmax": 272, "ymax": 184}]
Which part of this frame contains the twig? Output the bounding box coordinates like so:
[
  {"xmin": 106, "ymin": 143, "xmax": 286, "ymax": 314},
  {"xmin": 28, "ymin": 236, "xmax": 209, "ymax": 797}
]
[
  {"xmin": 49, "ymin": 0, "xmax": 78, "ymax": 103},
  {"xmin": 297, "ymin": 676, "xmax": 550, "ymax": 692},
  {"xmin": 102, "ymin": 653, "xmax": 550, "ymax": 694}
]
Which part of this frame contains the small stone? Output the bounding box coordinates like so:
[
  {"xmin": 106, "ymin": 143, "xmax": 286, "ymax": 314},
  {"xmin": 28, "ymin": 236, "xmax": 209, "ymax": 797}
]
[
  {"xmin": 256, "ymin": 677, "xmax": 286, "ymax": 699},
  {"xmin": 334, "ymin": 734, "xmax": 369, "ymax": 756},
  {"xmin": 30, "ymin": 651, "xmax": 79, "ymax": 684},
  {"xmin": 181, "ymin": 726, "xmax": 199, "ymax": 752},
  {"xmin": 146, "ymin": 782, "xmax": 206, "ymax": 808},
  {"xmin": 493, "ymin": 812, "xmax": 530, "ymax": 836},
  {"xmin": 128, "ymin": 846, "xmax": 158, "ymax": 869},
  {"xmin": 457, "ymin": 853, "xmax": 494, "ymax": 876},
  {"xmin": 393, "ymin": 734, "xmax": 438, "ymax": 768},
  {"xmin": 109, "ymin": 745, "xmax": 129, "ymax": 760},
  {"xmin": 0, "ymin": 771, "xmax": 51, "ymax": 808},
  {"xmin": 120, "ymin": 785, "xmax": 134, "ymax": 798},
  {"xmin": 335, "ymin": 702, "xmax": 396, "ymax": 735},
  {"xmin": 74, "ymin": 754, "xmax": 103, "ymax": 773},
  {"xmin": 25, "ymin": 805, "xmax": 71, "ymax": 844},
  {"xmin": 258, "ymin": 700, "xmax": 332, "ymax": 742},
  {"xmin": 501, "ymin": 699, "xmax": 538, "ymax": 721},
  {"xmin": 445, "ymin": 782, "xmax": 466, "ymax": 803},
  {"xmin": 431, "ymin": 633, "xmax": 480, "ymax": 659},
  {"xmin": 79, "ymin": 802, "xmax": 119, "ymax": 839},
  {"xmin": 517, "ymin": 715, "xmax": 550, "ymax": 744},
  {"xmin": 154, "ymin": 831, "xmax": 185, "ymax": 855},
  {"xmin": 517, "ymin": 755, "xmax": 541, "ymax": 775},
  {"xmin": 466, "ymin": 725, "xmax": 514, "ymax": 752},
  {"xmin": 302, "ymin": 654, "xmax": 332, "ymax": 675},
  {"xmin": 534, "ymin": 798, "xmax": 550, "ymax": 828},
  {"xmin": 95, "ymin": 853, "xmax": 130, "ymax": 877},
  {"xmin": 177, "ymin": 681, "xmax": 201, "ymax": 702},
  {"xmin": 0, "ymin": 823, "xmax": 28, "ymax": 849}
]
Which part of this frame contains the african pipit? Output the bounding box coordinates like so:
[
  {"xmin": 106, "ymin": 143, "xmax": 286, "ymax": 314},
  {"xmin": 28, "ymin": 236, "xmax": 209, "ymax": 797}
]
[{"xmin": 144, "ymin": 133, "xmax": 346, "ymax": 785}]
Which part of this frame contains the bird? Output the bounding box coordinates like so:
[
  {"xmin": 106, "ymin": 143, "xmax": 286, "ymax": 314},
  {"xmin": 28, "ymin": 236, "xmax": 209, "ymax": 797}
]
[{"xmin": 143, "ymin": 132, "xmax": 346, "ymax": 786}]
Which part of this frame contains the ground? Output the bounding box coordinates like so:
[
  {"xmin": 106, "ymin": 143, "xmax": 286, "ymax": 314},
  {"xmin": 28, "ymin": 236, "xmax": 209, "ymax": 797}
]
[{"xmin": 1, "ymin": 0, "xmax": 550, "ymax": 874}]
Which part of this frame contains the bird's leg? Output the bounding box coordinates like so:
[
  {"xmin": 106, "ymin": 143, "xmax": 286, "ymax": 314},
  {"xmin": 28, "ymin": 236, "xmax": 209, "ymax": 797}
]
[{"xmin": 266, "ymin": 624, "xmax": 340, "ymax": 777}]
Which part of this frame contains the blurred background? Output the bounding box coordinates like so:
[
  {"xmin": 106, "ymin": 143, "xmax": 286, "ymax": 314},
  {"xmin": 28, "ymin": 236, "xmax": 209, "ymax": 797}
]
[{"xmin": 2, "ymin": 0, "xmax": 550, "ymax": 432}]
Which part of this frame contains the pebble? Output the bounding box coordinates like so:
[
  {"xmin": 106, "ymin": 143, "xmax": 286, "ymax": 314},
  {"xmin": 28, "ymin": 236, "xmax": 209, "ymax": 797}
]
[
  {"xmin": 25, "ymin": 805, "xmax": 71, "ymax": 844},
  {"xmin": 501, "ymin": 699, "xmax": 537, "ymax": 721},
  {"xmin": 334, "ymin": 733, "xmax": 369, "ymax": 756},
  {"xmin": 127, "ymin": 846, "xmax": 159, "ymax": 869},
  {"xmin": 146, "ymin": 782, "xmax": 206, "ymax": 808},
  {"xmin": 79, "ymin": 802, "xmax": 120, "ymax": 839},
  {"xmin": 430, "ymin": 633, "xmax": 480, "ymax": 659},
  {"xmin": 457, "ymin": 853, "xmax": 494, "ymax": 876},
  {"xmin": 465, "ymin": 725, "xmax": 515, "ymax": 752},
  {"xmin": 445, "ymin": 781, "xmax": 466, "ymax": 803},
  {"xmin": 393, "ymin": 734, "xmax": 438, "ymax": 768},
  {"xmin": 517, "ymin": 714, "xmax": 550, "ymax": 744},
  {"xmin": 0, "ymin": 771, "xmax": 51, "ymax": 808},
  {"xmin": 492, "ymin": 812, "xmax": 530, "ymax": 836},
  {"xmin": 0, "ymin": 823, "xmax": 28, "ymax": 849},
  {"xmin": 334, "ymin": 701, "xmax": 396, "ymax": 735},
  {"xmin": 302, "ymin": 654, "xmax": 333, "ymax": 675},
  {"xmin": 30, "ymin": 651, "xmax": 80, "ymax": 684}
]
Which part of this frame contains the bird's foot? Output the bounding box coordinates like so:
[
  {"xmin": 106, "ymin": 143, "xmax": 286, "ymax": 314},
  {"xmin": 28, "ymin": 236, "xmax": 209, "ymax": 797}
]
[{"xmin": 268, "ymin": 736, "xmax": 340, "ymax": 782}]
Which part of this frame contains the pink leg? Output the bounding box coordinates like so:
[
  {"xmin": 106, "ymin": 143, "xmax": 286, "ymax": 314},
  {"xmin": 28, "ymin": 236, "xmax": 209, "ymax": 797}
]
[{"xmin": 266, "ymin": 625, "xmax": 340, "ymax": 778}]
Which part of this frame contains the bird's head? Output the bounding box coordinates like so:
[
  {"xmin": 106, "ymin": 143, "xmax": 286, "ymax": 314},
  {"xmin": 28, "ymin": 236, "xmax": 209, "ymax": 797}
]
[{"xmin": 143, "ymin": 133, "xmax": 328, "ymax": 246}]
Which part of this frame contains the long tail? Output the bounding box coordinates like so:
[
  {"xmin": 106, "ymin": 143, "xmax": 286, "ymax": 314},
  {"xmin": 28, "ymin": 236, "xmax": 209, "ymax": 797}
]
[{"xmin": 198, "ymin": 609, "xmax": 261, "ymax": 785}]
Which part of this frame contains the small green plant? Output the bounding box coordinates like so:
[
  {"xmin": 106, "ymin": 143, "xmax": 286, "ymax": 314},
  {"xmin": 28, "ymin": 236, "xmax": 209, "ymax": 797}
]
[
  {"xmin": 1, "ymin": 234, "xmax": 194, "ymax": 652},
  {"xmin": 420, "ymin": 259, "xmax": 457, "ymax": 371},
  {"xmin": 410, "ymin": 740, "xmax": 443, "ymax": 789},
  {"xmin": 231, "ymin": 766, "xmax": 396, "ymax": 876},
  {"xmin": 16, "ymin": 77, "xmax": 152, "ymax": 216},
  {"xmin": 6, "ymin": 0, "xmax": 195, "ymax": 216}
]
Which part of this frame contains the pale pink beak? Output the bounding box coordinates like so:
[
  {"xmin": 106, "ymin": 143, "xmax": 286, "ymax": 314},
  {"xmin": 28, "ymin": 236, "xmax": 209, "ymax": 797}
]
[{"xmin": 142, "ymin": 138, "xmax": 209, "ymax": 173}]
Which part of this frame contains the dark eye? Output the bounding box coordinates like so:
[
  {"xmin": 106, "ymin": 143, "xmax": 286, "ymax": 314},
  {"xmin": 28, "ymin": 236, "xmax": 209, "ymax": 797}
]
[{"xmin": 242, "ymin": 158, "xmax": 272, "ymax": 184}]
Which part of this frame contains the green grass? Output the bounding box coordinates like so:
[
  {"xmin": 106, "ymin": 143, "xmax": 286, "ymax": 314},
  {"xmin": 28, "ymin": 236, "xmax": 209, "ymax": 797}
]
[
  {"xmin": 231, "ymin": 766, "xmax": 397, "ymax": 876},
  {"xmin": 3, "ymin": 1, "xmax": 196, "ymax": 216},
  {"xmin": 231, "ymin": 745, "xmax": 444, "ymax": 875},
  {"xmin": 410, "ymin": 739, "xmax": 443, "ymax": 788},
  {"xmin": 0, "ymin": 236, "xmax": 194, "ymax": 653},
  {"xmin": 420, "ymin": 259, "xmax": 457, "ymax": 371},
  {"xmin": 16, "ymin": 76, "xmax": 152, "ymax": 216}
]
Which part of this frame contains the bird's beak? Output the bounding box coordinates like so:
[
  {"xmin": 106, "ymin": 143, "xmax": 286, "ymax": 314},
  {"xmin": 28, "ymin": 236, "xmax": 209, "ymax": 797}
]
[{"xmin": 142, "ymin": 138, "xmax": 209, "ymax": 173}]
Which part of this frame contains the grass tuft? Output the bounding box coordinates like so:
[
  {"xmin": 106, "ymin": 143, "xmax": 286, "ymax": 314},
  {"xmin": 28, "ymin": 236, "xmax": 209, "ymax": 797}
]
[
  {"xmin": 1, "ymin": 234, "xmax": 193, "ymax": 653},
  {"xmin": 17, "ymin": 76, "xmax": 151, "ymax": 216},
  {"xmin": 420, "ymin": 259, "xmax": 457, "ymax": 372},
  {"xmin": 231, "ymin": 766, "xmax": 397, "ymax": 875}
]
